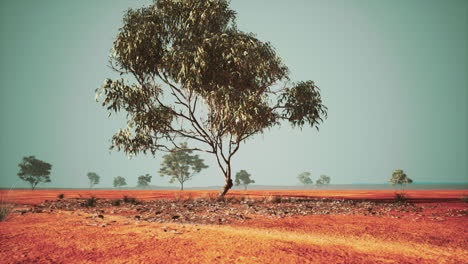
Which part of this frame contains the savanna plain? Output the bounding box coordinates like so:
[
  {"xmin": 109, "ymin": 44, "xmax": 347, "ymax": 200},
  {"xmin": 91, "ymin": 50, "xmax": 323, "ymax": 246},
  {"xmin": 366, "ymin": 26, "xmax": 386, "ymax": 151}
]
[{"xmin": 0, "ymin": 190, "xmax": 467, "ymax": 263}]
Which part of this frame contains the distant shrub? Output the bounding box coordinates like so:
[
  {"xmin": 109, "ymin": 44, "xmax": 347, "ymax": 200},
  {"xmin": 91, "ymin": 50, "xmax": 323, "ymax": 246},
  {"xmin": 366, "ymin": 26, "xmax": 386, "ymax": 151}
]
[
  {"xmin": 0, "ymin": 201, "xmax": 12, "ymax": 222},
  {"xmin": 394, "ymin": 192, "xmax": 407, "ymax": 202},
  {"xmin": 266, "ymin": 195, "xmax": 282, "ymax": 204},
  {"xmin": 57, "ymin": 193, "xmax": 65, "ymax": 199},
  {"xmin": 84, "ymin": 196, "xmax": 97, "ymax": 207},
  {"xmin": 123, "ymin": 196, "xmax": 139, "ymax": 204},
  {"xmin": 111, "ymin": 199, "xmax": 121, "ymax": 206},
  {"xmin": 206, "ymin": 193, "xmax": 218, "ymax": 202},
  {"xmin": 461, "ymin": 195, "xmax": 468, "ymax": 203}
]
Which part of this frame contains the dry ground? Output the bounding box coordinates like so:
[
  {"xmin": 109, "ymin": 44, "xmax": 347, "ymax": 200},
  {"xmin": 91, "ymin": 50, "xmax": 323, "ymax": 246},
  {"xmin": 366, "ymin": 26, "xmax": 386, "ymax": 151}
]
[{"xmin": 1, "ymin": 190, "xmax": 467, "ymax": 263}]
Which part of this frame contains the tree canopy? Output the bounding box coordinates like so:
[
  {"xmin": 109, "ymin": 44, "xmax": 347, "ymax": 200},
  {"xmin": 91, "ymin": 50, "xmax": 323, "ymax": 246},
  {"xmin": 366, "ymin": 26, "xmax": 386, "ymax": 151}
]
[
  {"xmin": 159, "ymin": 143, "xmax": 208, "ymax": 190},
  {"xmin": 87, "ymin": 172, "xmax": 100, "ymax": 188},
  {"xmin": 234, "ymin": 170, "xmax": 255, "ymax": 190},
  {"xmin": 298, "ymin": 172, "xmax": 313, "ymax": 185},
  {"xmin": 17, "ymin": 156, "xmax": 52, "ymax": 190},
  {"xmin": 137, "ymin": 174, "xmax": 152, "ymax": 187},
  {"xmin": 113, "ymin": 176, "xmax": 127, "ymax": 188},
  {"xmin": 316, "ymin": 174, "xmax": 331, "ymax": 186},
  {"xmin": 389, "ymin": 169, "xmax": 413, "ymax": 190},
  {"xmin": 97, "ymin": 0, "xmax": 327, "ymax": 196}
]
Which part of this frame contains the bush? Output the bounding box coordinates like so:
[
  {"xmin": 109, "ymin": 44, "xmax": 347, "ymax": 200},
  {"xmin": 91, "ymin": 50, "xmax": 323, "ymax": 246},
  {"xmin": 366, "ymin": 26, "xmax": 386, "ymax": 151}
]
[
  {"xmin": 394, "ymin": 192, "xmax": 407, "ymax": 202},
  {"xmin": 461, "ymin": 195, "xmax": 468, "ymax": 203},
  {"xmin": 84, "ymin": 196, "xmax": 97, "ymax": 207},
  {"xmin": 265, "ymin": 195, "xmax": 282, "ymax": 204},
  {"xmin": 123, "ymin": 196, "xmax": 139, "ymax": 204},
  {"xmin": 0, "ymin": 201, "xmax": 12, "ymax": 222},
  {"xmin": 57, "ymin": 193, "xmax": 65, "ymax": 199},
  {"xmin": 111, "ymin": 199, "xmax": 121, "ymax": 206}
]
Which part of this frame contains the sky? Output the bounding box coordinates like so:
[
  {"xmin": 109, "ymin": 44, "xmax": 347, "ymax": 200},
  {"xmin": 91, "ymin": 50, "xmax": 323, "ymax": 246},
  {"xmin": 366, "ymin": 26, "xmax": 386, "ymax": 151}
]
[{"xmin": 1, "ymin": 0, "xmax": 467, "ymax": 189}]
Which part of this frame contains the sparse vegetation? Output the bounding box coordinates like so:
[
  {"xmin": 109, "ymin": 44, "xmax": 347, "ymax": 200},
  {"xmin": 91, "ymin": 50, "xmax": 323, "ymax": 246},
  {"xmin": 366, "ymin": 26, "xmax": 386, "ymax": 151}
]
[
  {"xmin": 159, "ymin": 143, "xmax": 208, "ymax": 191},
  {"xmin": 265, "ymin": 195, "xmax": 282, "ymax": 204},
  {"xmin": 298, "ymin": 172, "xmax": 313, "ymax": 185},
  {"xmin": 137, "ymin": 174, "xmax": 152, "ymax": 188},
  {"xmin": 316, "ymin": 175, "xmax": 331, "ymax": 186},
  {"xmin": 123, "ymin": 196, "xmax": 139, "ymax": 204},
  {"xmin": 17, "ymin": 156, "xmax": 52, "ymax": 190},
  {"xmin": 111, "ymin": 199, "xmax": 121, "ymax": 206},
  {"xmin": 87, "ymin": 172, "xmax": 100, "ymax": 189},
  {"xmin": 57, "ymin": 193, "xmax": 65, "ymax": 199},
  {"xmin": 235, "ymin": 170, "xmax": 255, "ymax": 190},
  {"xmin": 461, "ymin": 195, "xmax": 468, "ymax": 203},
  {"xmin": 0, "ymin": 200, "xmax": 12, "ymax": 222},
  {"xmin": 113, "ymin": 176, "xmax": 127, "ymax": 189},
  {"xmin": 394, "ymin": 192, "xmax": 408, "ymax": 203},
  {"xmin": 83, "ymin": 196, "xmax": 98, "ymax": 207},
  {"xmin": 389, "ymin": 169, "xmax": 413, "ymax": 190}
]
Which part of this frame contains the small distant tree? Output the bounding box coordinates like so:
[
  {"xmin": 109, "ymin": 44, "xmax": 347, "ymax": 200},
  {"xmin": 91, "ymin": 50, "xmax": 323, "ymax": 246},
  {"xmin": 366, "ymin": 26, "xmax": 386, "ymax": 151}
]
[
  {"xmin": 389, "ymin": 169, "xmax": 413, "ymax": 191},
  {"xmin": 298, "ymin": 172, "xmax": 313, "ymax": 185},
  {"xmin": 87, "ymin": 172, "xmax": 100, "ymax": 188},
  {"xmin": 113, "ymin": 176, "xmax": 127, "ymax": 189},
  {"xmin": 159, "ymin": 143, "xmax": 208, "ymax": 190},
  {"xmin": 17, "ymin": 156, "xmax": 52, "ymax": 190},
  {"xmin": 234, "ymin": 170, "xmax": 255, "ymax": 190},
  {"xmin": 316, "ymin": 174, "xmax": 331, "ymax": 186},
  {"xmin": 137, "ymin": 174, "xmax": 152, "ymax": 188}
]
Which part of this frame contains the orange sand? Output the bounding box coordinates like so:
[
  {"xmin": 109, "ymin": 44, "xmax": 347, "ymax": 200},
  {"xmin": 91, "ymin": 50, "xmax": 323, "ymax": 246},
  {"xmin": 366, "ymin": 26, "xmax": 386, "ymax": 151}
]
[{"xmin": 0, "ymin": 190, "xmax": 466, "ymax": 263}]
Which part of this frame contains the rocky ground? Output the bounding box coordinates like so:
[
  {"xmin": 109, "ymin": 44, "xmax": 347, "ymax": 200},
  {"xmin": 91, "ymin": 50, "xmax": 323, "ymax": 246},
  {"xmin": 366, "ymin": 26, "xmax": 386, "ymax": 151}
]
[{"xmin": 19, "ymin": 195, "xmax": 468, "ymax": 226}]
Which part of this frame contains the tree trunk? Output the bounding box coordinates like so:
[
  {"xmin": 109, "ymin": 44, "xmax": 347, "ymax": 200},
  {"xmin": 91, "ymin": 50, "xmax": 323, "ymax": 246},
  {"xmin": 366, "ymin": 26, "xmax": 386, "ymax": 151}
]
[
  {"xmin": 181, "ymin": 182, "xmax": 184, "ymax": 191},
  {"xmin": 219, "ymin": 164, "xmax": 233, "ymax": 197}
]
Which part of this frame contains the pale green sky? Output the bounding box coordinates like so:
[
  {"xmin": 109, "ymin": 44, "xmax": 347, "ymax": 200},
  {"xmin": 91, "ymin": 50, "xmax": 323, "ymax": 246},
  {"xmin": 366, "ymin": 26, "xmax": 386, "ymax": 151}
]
[{"xmin": 1, "ymin": 0, "xmax": 467, "ymax": 188}]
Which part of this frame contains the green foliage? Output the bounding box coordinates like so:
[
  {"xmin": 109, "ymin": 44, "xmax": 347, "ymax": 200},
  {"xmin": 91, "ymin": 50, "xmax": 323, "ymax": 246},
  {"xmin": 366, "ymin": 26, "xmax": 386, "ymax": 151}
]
[
  {"xmin": 389, "ymin": 169, "xmax": 413, "ymax": 190},
  {"xmin": 96, "ymin": 0, "xmax": 327, "ymax": 196},
  {"xmin": 87, "ymin": 172, "xmax": 100, "ymax": 188},
  {"xmin": 316, "ymin": 174, "xmax": 331, "ymax": 186},
  {"xmin": 159, "ymin": 143, "xmax": 208, "ymax": 190},
  {"xmin": 137, "ymin": 174, "xmax": 152, "ymax": 188},
  {"xmin": 298, "ymin": 172, "xmax": 313, "ymax": 185},
  {"xmin": 17, "ymin": 156, "xmax": 52, "ymax": 190},
  {"xmin": 234, "ymin": 170, "xmax": 255, "ymax": 190},
  {"xmin": 113, "ymin": 176, "xmax": 127, "ymax": 188}
]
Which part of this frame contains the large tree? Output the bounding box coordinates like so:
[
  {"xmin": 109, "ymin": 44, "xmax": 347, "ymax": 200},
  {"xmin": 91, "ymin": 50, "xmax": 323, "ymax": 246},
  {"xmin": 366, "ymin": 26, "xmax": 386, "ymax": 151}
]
[
  {"xmin": 87, "ymin": 172, "xmax": 100, "ymax": 188},
  {"xmin": 137, "ymin": 173, "xmax": 152, "ymax": 188},
  {"xmin": 159, "ymin": 143, "xmax": 208, "ymax": 190},
  {"xmin": 234, "ymin": 170, "xmax": 254, "ymax": 190},
  {"xmin": 97, "ymin": 0, "xmax": 327, "ymax": 196},
  {"xmin": 17, "ymin": 156, "xmax": 52, "ymax": 190}
]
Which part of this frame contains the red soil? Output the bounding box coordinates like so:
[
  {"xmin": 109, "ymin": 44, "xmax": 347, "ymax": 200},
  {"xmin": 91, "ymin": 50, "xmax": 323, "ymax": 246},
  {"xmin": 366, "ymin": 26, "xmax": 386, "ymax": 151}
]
[
  {"xmin": 1, "ymin": 190, "xmax": 467, "ymax": 263},
  {"xmin": 2, "ymin": 189, "xmax": 466, "ymax": 205}
]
